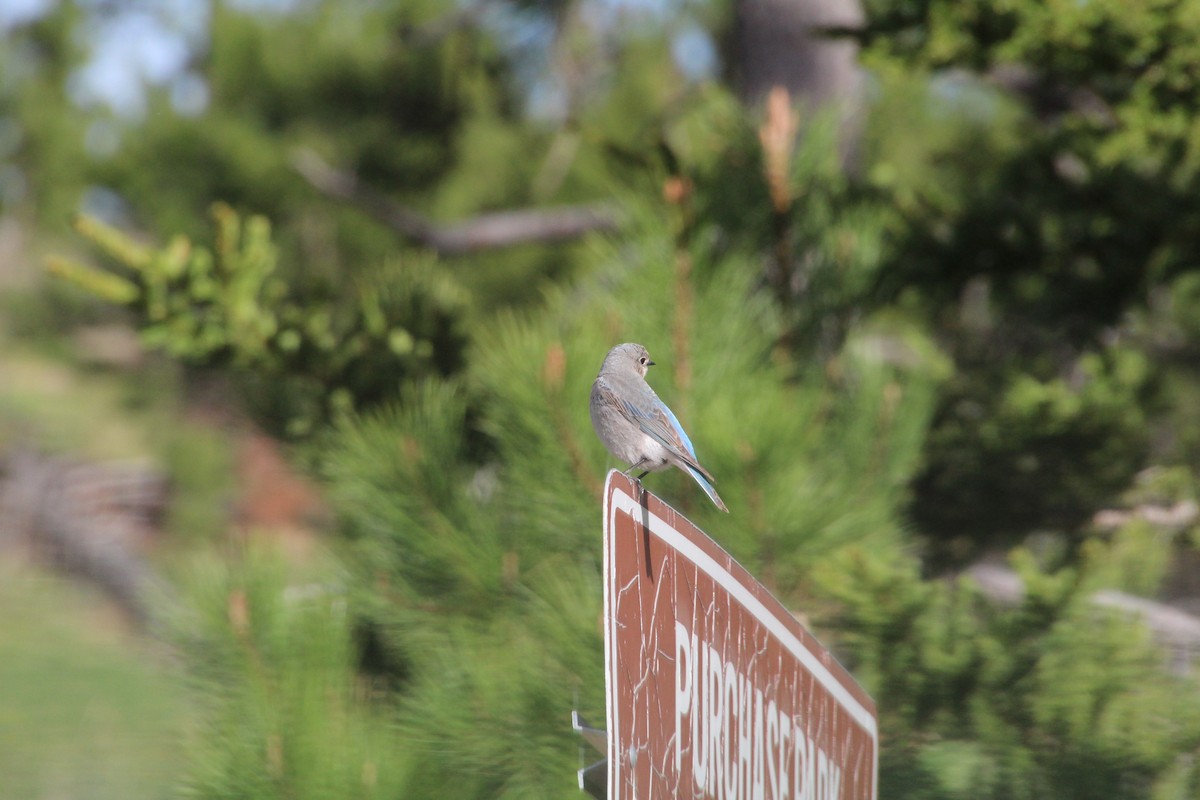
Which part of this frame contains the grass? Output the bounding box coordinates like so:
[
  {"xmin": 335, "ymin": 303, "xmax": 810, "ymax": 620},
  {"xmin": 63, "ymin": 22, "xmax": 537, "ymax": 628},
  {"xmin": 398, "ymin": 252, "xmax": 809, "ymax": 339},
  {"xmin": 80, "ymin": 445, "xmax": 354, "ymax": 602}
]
[
  {"xmin": 0, "ymin": 315, "xmax": 233, "ymax": 798},
  {"xmin": 0, "ymin": 562, "xmax": 191, "ymax": 800},
  {"xmin": 0, "ymin": 345, "xmax": 180, "ymax": 460}
]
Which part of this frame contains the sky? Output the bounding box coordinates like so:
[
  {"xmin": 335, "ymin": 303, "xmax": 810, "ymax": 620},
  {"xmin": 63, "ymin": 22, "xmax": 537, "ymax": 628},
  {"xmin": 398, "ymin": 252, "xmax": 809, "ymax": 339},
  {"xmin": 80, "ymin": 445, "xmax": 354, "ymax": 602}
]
[{"xmin": 0, "ymin": 0, "xmax": 52, "ymax": 28}]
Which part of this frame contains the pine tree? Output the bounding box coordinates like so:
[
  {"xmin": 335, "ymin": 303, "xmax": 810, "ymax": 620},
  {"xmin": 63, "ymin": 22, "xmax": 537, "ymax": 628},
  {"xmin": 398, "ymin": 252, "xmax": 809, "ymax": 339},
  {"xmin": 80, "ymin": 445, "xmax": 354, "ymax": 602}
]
[
  {"xmin": 317, "ymin": 111, "xmax": 943, "ymax": 793},
  {"xmin": 29, "ymin": 2, "xmax": 1200, "ymax": 798},
  {"xmin": 852, "ymin": 0, "xmax": 1200, "ymax": 556}
]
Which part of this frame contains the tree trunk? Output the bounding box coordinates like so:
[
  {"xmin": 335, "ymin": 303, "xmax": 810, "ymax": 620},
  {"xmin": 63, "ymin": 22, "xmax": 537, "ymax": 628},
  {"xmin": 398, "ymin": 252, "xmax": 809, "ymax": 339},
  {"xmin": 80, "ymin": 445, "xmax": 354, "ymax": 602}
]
[{"xmin": 729, "ymin": 0, "xmax": 865, "ymax": 166}]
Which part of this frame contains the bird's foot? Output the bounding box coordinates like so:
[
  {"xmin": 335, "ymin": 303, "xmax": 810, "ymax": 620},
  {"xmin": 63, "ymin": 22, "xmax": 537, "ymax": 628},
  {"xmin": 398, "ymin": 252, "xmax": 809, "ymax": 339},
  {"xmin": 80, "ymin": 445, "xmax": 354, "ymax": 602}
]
[{"xmin": 622, "ymin": 461, "xmax": 649, "ymax": 480}]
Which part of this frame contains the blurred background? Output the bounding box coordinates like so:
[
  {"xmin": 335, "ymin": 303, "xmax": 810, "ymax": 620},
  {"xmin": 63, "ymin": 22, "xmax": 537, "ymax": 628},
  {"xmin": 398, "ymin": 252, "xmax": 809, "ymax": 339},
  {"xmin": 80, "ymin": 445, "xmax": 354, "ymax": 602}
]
[{"xmin": 3, "ymin": 0, "xmax": 1200, "ymax": 797}]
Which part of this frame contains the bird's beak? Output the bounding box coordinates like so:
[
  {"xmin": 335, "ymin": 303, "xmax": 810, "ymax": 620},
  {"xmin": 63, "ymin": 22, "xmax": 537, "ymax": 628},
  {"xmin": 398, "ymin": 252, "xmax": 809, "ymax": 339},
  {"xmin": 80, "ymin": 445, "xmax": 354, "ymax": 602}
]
[{"xmin": 647, "ymin": 359, "xmax": 656, "ymax": 366}]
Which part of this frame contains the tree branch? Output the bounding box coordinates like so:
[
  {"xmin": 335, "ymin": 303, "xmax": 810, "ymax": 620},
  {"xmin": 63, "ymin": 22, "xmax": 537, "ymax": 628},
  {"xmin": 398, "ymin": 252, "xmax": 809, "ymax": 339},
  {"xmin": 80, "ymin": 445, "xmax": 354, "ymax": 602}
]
[{"xmin": 291, "ymin": 149, "xmax": 621, "ymax": 257}]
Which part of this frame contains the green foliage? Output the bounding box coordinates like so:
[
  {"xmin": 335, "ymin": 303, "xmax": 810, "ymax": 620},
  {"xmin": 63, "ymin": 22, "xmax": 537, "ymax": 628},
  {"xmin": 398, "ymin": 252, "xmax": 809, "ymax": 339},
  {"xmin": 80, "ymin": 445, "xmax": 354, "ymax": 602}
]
[
  {"xmin": 162, "ymin": 421, "xmax": 238, "ymax": 545},
  {"xmin": 325, "ymin": 381, "xmax": 607, "ymax": 797},
  {"xmin": 836, "ymin": 0, "xmax": 1200, "ymax": 552},
  {"xmin": 93, "ymin": 0, "xmax": 485, "ymax": 248},
  {"xmin": 317, "ymin": 190, "xmax": 941, "ymax": 795},
  {"xmin": 0, "ymin": 3, "xmax": 95, "ymax": 224},
  {"xmin": 175, "ymin": 546, "xmax": 409, "ymax": 800},
  {"xmin": 1082, "ymin": 466, "xmax": 1200, "ymax": 597},
  {"xmin": 821, "ymin": 542, "xmax": 1200, "ymax": 800},
  {"xmin": 915, "ymin": 342, "xmax": 1153, "ymax": 556},
  {"xmin": 48, "ymin": 204, "xmax": 468, "ymax": 436},
  {"xmin": 82, "ymin": 0, "xmax": 663, "ymax": 312},
  {"xmin": 13, "ymin": 2, "xmax": 1200, "ymax": 799},
  {"xmin": 701, "ymin": 103, "xmax": 893, "ymax": 354}
]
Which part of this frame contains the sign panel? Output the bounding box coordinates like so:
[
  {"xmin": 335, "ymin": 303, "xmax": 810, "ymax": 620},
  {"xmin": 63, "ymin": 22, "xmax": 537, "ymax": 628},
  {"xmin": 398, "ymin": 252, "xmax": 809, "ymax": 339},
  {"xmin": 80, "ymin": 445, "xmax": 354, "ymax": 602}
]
[{"xmin": 603, "ymin": 470, "xmax": 877, "ymax": 800}]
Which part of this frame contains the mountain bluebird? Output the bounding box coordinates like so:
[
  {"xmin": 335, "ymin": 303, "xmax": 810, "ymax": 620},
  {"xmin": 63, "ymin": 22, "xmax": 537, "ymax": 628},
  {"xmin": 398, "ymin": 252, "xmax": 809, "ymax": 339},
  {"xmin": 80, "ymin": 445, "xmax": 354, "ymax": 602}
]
[{"xmin": 590, "ymin": 343, "xmax": 728, "ymax": 512}]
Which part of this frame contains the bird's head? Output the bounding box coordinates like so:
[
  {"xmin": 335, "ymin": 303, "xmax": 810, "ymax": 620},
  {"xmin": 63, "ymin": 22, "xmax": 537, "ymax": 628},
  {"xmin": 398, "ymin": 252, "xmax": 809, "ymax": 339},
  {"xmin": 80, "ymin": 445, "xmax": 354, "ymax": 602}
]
[{"xmin": 604, "ymin": 342, "xmax": 656, "ymax": 378}]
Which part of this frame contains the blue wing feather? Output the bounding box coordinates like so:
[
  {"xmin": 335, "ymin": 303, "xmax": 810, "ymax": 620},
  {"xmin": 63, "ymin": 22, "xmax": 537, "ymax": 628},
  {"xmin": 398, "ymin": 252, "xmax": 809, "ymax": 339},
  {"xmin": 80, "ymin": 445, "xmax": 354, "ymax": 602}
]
[
  {"xmin": 659, "ymin": 404, "xmax": 697, "ymax": 459},
  {"xmin": 621, "ymin": 396, "xmax": 715, "ymax": 484},
  {"xmin": 681, "ymin": 462, "xmax": 728, "ymax": 512}
]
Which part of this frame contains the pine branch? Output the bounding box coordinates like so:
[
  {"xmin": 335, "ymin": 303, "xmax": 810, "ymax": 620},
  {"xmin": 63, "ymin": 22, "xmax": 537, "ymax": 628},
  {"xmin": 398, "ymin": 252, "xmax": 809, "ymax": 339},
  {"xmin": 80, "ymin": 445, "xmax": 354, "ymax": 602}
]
[
  {"xmin": 290, "ymin": 149, "xmax": 621, "ymax": 256},
  {"xmin": 967, "ymin": 561, "xmax": 1200, "ymax": 674}
]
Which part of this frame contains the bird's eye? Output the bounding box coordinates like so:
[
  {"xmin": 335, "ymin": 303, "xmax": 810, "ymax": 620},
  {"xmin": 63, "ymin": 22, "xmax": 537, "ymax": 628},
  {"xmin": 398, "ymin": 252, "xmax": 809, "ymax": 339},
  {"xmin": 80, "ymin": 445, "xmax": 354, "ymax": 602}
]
[{"xmin": 639, "ymin": 357, "xmax": 647, "ymax": 365}]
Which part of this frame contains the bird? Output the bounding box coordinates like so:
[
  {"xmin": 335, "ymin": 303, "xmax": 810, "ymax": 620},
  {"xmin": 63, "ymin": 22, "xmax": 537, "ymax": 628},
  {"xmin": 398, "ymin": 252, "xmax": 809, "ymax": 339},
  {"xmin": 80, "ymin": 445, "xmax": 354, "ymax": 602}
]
[{"xmin": 590, "ymin": 343, "xmax": 728, "ymax": 512}]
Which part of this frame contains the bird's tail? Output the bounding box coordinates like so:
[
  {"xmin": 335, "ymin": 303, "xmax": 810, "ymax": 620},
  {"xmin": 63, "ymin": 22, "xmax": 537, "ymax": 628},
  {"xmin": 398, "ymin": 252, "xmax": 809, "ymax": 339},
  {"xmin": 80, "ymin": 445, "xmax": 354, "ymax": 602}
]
[{"xmin": 681, "ymin": 463, "xmax": 729, "ymax": 513}]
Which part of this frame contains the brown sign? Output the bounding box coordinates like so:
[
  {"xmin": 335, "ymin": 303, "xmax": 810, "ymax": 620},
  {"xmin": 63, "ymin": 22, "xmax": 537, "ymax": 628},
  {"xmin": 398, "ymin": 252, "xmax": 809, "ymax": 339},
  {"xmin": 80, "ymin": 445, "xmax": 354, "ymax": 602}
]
[{"xmin": 603, "ymin": 471, "xmax": 878, "ymax": 800}]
